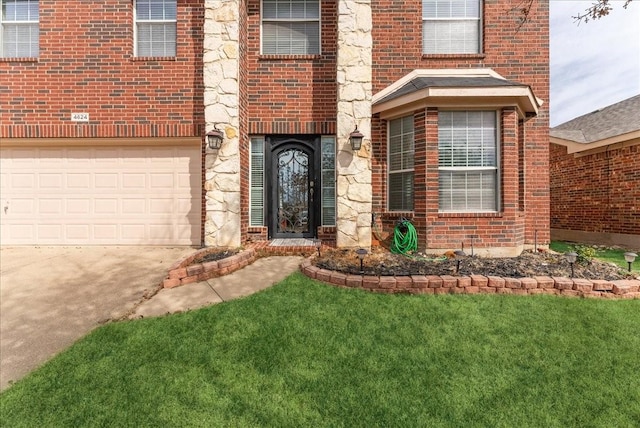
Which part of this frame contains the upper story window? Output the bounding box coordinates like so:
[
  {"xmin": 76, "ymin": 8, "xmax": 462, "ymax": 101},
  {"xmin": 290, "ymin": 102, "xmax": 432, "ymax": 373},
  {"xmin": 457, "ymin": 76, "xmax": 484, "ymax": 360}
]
[
  {"xmin": 422, "ymin": 0, "xmax": 481, "ymax": 54},
  {"xmin": 388, "ymin": 116, "xmax": 415, "ymax": 212},
  {"xmin": 438, "ymin": 111, "xmax": 499, "ymax": 212},
  {"xmin": 134, "ymin": 0, "xmax": 176, "ymax": 57},
  {"xmin": 262, "ymin": 0, "xmax": 320, "ymax": 55},
  {"xmin": 0, "ymin": 0, "xmax": 39, "ymax": 58}
]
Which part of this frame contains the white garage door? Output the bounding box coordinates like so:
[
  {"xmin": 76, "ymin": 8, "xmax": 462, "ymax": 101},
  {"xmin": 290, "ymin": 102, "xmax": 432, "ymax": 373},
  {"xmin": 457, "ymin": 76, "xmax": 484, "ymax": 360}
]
[{"xmin": 0, "ymin": 145, "xmax": 201, "ymax": 245}]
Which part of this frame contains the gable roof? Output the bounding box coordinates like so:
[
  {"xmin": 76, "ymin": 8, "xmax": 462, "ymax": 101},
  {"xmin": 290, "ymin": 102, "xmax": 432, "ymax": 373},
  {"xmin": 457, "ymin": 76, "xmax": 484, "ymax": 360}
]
[{"xmin": 550, "ymin": 94, "xmax": 640, "ymax": 145}]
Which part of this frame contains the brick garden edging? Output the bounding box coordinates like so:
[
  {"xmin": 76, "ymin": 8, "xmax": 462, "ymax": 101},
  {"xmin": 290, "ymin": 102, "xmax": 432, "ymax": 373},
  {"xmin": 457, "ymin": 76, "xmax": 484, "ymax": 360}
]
[
  {"xmin": 162, "ymin": 248, "xmax": 257, "ymax": 289},
  {"xmin": 299, "ymin": 260, "xmax": 640, "ymax": 299}
]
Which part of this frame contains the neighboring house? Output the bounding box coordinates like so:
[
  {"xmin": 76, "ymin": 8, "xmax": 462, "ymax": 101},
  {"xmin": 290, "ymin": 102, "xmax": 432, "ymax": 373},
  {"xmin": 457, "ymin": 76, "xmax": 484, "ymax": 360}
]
[
  {"xmin": 1, "ymin": 0, "xmax": 549, "ymax": 256},
  {"xmin": 550, "ymin": 94, "xmax": 640, "ymax": 248}
]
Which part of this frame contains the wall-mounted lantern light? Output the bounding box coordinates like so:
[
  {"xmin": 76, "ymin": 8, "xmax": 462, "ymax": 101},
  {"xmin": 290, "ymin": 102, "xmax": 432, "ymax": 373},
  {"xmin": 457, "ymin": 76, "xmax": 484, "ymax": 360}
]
[
  {"xmin": 565, "ymin": 252, "xmax": 578, "ymax": 278},
  {"xmin": 624, "ymin": 252, "xmax": 637, "ymax": 272},
  {"xmin": 205, "ymin": 129, "xmax": 224, "ymax": 150},
  {"xmin": 349, "ymin": 126, "xmax": 364, "ymax": 151}
]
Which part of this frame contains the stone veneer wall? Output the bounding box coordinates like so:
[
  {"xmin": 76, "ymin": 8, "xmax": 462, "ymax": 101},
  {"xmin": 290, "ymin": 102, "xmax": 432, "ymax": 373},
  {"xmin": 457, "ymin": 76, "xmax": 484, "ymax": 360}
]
[
  {"xmin": 203, "ymin": 0, "xmax": 242, "ymax": 247},
  {"xmin": 336, "ymin": 0, "xmax": 373, "ymax": 248}
]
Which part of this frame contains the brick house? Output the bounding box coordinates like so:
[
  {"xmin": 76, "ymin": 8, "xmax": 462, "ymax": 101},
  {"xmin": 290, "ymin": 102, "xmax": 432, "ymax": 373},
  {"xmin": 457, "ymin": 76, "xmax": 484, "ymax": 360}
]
[
  {"xmin": 1, "ymin": 0, "xmax": 549, "ymax": 256},
  {"xmin": 550, "ymin": 94, "xmax": 640, "ymax": 248}
]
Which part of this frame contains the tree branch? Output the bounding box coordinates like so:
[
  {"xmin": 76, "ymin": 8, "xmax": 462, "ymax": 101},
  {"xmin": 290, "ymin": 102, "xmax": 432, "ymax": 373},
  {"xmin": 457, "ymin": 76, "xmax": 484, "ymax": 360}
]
[{"xmin": 572, "ymin": 0, "xmax": 633, "ymax": 24}]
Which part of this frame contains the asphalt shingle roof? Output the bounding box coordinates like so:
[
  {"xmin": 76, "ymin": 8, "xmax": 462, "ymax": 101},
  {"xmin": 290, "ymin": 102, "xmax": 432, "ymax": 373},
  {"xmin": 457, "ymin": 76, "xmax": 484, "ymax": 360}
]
[
  {"xmin": 550, "ymin": 94, "xmax": 640, "ymax": 144},
  {"xmin": 374, "ymin": 76, "xmax": 528, "ymax": 105}
]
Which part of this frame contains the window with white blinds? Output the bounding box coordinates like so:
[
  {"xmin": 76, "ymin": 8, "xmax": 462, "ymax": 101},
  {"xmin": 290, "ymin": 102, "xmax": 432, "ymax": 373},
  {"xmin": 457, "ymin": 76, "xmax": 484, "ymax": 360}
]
[
  {"xmin": 250, "ymin": 137, "xmax": 265, "ymax": 227},
  {"xmin": 388, "ymin": 116, "xmax": 415, "ymax": 211},
  {"xmin": 321, "ymin": 136, "xmax": 335, "ymax": 225},
  {"xmin": 1, "ymin": 0, "xmax": 39, "ymax": 58},
  {"xmin": 438, "ymin": 111, "xmax": 499, "ymax": 212},
  {"xmin": 422, "ymin": 0, "xmax": 480, "ymax": 54},
  {"xmin": 262, "ymin": 0, "xmax": 320, "ymax": 55},
  {"xmin": 135, "ymin": 0, "xmax": 176, "ymax": 57}
]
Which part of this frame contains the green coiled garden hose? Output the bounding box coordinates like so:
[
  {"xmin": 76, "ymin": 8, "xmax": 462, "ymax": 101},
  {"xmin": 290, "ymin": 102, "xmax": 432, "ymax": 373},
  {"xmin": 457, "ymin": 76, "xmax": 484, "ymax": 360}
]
[{"xmin": 391, "ymin": 219, "xmax": 418, "ymax": 254}]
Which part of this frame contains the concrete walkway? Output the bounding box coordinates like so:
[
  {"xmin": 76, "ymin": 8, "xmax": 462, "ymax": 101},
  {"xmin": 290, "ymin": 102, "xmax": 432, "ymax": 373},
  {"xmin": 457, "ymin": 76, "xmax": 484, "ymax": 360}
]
[
  {"xmin": 0, "ymin": 246, "xmax": 303, "ymax": 391},
  {"xmin": 130, "ymin": 256, "xmax": 304, "ymax": 319}
]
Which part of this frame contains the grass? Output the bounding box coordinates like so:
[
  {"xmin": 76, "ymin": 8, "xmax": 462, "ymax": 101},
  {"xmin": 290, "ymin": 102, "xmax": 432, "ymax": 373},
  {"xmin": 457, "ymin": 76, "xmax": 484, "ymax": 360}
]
[
  {"xmin": 2, "ymin": 273, "xmax": 639, "ymax": 427},
  {"xmin": 550, "ymin": 240, "xmax": 639, "ymax": 272}
]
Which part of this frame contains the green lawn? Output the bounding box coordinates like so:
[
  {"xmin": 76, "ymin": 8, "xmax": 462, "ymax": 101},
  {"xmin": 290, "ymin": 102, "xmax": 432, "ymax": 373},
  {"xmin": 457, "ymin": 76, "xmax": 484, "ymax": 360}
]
[
  {"xmin": 2, "ymin": 273, "xmax": 639, "ymax": 427},
  {"xmin": 550, "ymin": 240, "xmax": 639, "ymax": 272}
]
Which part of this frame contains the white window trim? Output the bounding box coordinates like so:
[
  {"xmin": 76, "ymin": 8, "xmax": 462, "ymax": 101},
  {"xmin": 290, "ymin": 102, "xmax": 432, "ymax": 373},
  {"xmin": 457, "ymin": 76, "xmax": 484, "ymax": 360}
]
[
  {"xmin": 437, "ymin": 109, "xmax": 501, "ymax": 213},
  {"xmin": 0, "ymin": 0, "xmax": 39, "ymax": 58},
  {"xmin": 422, "ymin": 0, "xmax": 482, "ymax": 55},
  {"xmin": 133, "ymin": 0, "xmax": 177, "ymax": 57},
  {"xmin": 387, "ymin": 116, "xmax": 415, "ymax": 212},
  {"xmin": 260, "ymin": 0, "xmax": 321, "ymax": 55}
]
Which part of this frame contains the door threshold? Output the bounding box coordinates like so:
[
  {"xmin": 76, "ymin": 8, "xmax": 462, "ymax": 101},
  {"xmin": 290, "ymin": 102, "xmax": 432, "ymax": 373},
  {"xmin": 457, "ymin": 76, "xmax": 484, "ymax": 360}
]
[{"xmin": 268, "ymin": 238, "xmax": 317, "ymax": 247}]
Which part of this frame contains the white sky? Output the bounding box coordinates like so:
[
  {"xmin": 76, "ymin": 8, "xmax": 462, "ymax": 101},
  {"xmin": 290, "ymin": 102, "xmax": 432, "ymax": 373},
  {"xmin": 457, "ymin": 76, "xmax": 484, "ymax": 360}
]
[{"xmin": 550, "ymin": 0, "xmax": 640, "ymax": 126}]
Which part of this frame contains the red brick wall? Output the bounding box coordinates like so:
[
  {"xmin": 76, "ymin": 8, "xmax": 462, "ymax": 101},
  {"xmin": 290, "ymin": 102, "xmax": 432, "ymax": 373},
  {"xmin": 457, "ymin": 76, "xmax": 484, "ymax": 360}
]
[
  {"xmin": 550, "ymin": 143, "xmax": 640, "ymax": 235},
  {"xmin": 244, "ymin": 0, "xmax": 337, "ymax": 135},
  {"xmin": 371, "ymin": 0, "xmax": 549, "ymax": 250},
  {"xmin": 0, "ymin": 0, "xmax": 204, "ymax": 139}
]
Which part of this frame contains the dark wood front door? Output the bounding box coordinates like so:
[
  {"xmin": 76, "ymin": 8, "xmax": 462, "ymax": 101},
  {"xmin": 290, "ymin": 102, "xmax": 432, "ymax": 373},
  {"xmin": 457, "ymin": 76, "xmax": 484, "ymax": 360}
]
[{"xmin": 267, "ymin": 136, "xmax": 319, "ymax": 239}]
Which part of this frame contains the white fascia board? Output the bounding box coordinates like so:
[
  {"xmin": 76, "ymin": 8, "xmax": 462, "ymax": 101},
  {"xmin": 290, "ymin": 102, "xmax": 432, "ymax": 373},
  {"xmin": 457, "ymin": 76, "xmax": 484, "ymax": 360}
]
[
  {"xmin": 373, "ymin": 86, "xmax": 539, "ymax": 118},
  {"xmin": 550, "ymin": 131, "xmax": 640, "ymax": 154}
]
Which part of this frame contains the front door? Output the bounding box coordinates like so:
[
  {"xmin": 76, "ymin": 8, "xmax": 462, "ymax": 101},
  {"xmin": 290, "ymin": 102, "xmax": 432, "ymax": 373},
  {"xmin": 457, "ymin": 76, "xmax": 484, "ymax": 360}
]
[{"xmin": 268, "ymin": 136, "xmax": 319, "ymax": 239}]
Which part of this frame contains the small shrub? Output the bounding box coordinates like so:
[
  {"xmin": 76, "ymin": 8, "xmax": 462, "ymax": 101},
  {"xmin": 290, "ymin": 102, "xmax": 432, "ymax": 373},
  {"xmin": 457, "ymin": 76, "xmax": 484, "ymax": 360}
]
[{"xmin": 572, "ymin": 244, "xmax": 597, "ymax": 265}]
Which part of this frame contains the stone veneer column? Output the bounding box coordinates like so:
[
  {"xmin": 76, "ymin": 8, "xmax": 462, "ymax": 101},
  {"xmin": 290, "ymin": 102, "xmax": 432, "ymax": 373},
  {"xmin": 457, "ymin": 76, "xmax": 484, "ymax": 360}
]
[
  {"xmin": 203, "ymin": 0, "xmax": 241, "ymax": 247},
  {"xmin": 336, "ymin": 0, "xmax": 373, "ymax": 248}
]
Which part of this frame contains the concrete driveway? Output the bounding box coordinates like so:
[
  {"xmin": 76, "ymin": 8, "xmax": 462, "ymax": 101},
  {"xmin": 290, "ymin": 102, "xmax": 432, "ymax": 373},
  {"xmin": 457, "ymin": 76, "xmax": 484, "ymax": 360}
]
[{"xmin": 0, "ymin": 246, "xmax": 194, "ymax": 391}]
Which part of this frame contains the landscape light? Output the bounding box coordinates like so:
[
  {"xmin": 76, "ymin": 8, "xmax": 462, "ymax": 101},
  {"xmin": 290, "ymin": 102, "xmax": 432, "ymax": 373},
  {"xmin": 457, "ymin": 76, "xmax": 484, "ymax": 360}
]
[
  {"xmin": 454, "ymin": 250, "xmax": 466, "ymax": 273},
  {"xmin": 624, "ymin": 252, "xmax": 637, "ymax": 272},
  {"xmin": 356, "ymin": 248, "xmax": 368, "ymax": 274},
  {"xmin": 565, "ymin": 252, "xmax": 578, "ymax": 278}
]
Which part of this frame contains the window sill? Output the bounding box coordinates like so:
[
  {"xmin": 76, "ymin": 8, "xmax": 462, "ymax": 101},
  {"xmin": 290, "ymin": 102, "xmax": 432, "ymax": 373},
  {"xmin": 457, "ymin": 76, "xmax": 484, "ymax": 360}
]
[
  {"xmin": 422, "ymin": 53, "xmax": 486, "ymax": 60},
  {"xmin": 0, "ymin": 57, "xmax": 38, "ymax": 63},
  {"xmin": 380, "ymin": 212, "xmax": 414, "ymax": 219},
  {"xmin": 438, "ymin": 212, "xmax": 502, "ymax": 218},
  {"xmin": 258, "ymin": 54, "xmax": 321, "ymax": 61},
  {"xmin": 132, "ymin": 56, "xmax": 177, "ymax": 62}
]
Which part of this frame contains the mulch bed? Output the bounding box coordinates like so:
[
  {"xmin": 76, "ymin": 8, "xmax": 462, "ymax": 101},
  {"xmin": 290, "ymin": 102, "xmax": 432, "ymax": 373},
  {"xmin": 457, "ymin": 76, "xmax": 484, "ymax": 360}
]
[
  {"xmin": 191, "ymin": 249, "xmax": 240, "ymax": 264},
  {"xmin": 314, "ymin": 247, "xmax": 633, "ymax": 281}
]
